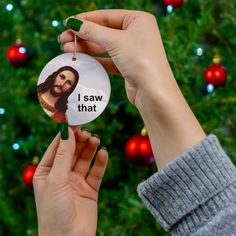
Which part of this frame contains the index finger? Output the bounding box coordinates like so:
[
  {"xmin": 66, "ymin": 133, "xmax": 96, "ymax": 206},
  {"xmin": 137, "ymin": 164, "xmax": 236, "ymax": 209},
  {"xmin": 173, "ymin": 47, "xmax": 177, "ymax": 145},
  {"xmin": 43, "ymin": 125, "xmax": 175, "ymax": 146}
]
[
  {"xmin": 37, "ymin": 126, "xmax": 79, "ymax": 169},
  {"xmin": 71, "ymin": 9, "xmax": 135, "ymax": 29},
  {"xmin": 59, "ymin": 9, "xmax": 141, "ymax": 43}
]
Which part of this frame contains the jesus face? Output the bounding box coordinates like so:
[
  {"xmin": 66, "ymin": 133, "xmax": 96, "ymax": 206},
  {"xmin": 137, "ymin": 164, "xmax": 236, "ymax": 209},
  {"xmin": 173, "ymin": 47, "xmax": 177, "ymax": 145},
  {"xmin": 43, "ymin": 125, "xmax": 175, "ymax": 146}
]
[{"xmin": 50, "ymin": 70, "xmax": 76, "ymax": 97}]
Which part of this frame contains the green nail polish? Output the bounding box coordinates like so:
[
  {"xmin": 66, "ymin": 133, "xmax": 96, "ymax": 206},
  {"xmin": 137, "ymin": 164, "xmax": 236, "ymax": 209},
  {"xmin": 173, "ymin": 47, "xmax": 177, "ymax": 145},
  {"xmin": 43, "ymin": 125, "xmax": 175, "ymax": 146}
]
[
  {"xmin": 101, "ymin": 146, "xmax": 107, "ymax": 151},
  {"xmin": 60, "ymin": 43, "xmax": 64, "ymax": 51},
  {"xmin": 63, "ymin": 19, "xmax": 67, "ymax": 26},
  {"xmin": 81, "ymin": 127, "xmax": 90, "ymax": 132},
  {"xmin": 57, "ymin": 35, "xmax": 61, "ymax": 43},
  {"xmin": 92, "ymin": 133, "xmax": 100, "ymax": 139},
  {"xmin": 66, "ymin": 18, "xmax": 83, "ymax": 31},
  {"xmin": 60, "ymin": 122, "xmax": 68, "ymax": 140}
]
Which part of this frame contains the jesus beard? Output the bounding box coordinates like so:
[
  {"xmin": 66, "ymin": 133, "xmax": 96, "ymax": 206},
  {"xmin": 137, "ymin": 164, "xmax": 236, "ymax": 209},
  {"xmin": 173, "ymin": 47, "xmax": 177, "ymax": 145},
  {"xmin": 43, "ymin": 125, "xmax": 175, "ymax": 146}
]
[{"xmin": 50, "ymin": 85, "xmax": 63, "ymax": 97}]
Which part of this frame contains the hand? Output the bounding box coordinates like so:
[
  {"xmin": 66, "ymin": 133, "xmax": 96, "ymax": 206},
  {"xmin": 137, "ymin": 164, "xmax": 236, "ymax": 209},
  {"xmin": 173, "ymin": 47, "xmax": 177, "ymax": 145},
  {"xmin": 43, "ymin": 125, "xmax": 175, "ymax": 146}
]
[
  {"xmin": 59, "ymin": 9, "xmax": 173, "ymax": 106},
  {"xmin": 33, "ymin": 126, "xmax": 108, "ymax": 236},
  {"xmin": 59, "ymin": 10, "xmax": 206, "ymax": 170}
]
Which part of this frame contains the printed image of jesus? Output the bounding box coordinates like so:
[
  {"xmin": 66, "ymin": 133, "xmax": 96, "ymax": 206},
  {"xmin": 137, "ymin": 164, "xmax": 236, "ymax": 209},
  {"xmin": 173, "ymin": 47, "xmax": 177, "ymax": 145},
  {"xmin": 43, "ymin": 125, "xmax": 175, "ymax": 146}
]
[{"xmin": 37, "ymin": 66, "xmax": 79, "ymax": 123}]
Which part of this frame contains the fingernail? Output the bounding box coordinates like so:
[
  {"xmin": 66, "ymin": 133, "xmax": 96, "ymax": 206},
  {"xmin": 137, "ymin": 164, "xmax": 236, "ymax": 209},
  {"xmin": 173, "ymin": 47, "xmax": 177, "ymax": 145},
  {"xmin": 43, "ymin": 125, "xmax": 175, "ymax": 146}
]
[
  {"xmin": 101, "ymin": 146, "xmax": 107, "ymax": 151},
  {"xmin": 81, "ymin": 127, "xmax": 90, "ymax": 133},
  {"xmin": 66, "ymin": 18, "xmax": 83, "ymax": 31},
  {"xmin": 57, "ymin": 35, "xmax": 61, "ymax": 43},
  {"xmin": 60, "ymin": 122, "xmax": 68, "ymax": 140},
  {"xmin": 60, "ymin": 43, "xmax": 64, "ymax": 51},
  {"xmin": 92, "ymin": 133, "xmax": 100, "ymax": 139}
]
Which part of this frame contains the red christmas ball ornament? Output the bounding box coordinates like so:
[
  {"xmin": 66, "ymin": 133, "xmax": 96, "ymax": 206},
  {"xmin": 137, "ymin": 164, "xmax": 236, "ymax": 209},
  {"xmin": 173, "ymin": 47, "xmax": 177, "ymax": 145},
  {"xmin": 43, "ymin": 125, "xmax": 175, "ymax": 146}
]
[
  {"xmin": 204, "ymin": 64, "xmax": 227, "ymax": 87},
  {"xmin": 7, "ymin": 44, "xmax": 30, "ymax": 67},
  {"xmin": 23, "ymin": 164, "xmax": 37, "ymax": 187},
  {"xmin": 164, "ymin": 0, "xmax": 184, "ymax": 8},
  {"xmin": 125, "ymin": 135, "xmax": 154, "ymax": 166}
]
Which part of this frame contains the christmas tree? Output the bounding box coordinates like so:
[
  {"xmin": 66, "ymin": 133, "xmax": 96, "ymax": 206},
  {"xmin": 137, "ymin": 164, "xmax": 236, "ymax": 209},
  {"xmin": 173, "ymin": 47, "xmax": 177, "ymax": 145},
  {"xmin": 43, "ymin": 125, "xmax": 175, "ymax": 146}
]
[{"xmin": 1, "ymin": 0, "xmax": 236, "ymax": 235}]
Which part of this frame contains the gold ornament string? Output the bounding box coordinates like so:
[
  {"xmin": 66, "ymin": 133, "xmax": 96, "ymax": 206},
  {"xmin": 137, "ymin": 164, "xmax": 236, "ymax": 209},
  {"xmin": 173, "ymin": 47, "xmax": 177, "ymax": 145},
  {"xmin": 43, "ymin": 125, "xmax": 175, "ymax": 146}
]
[{"xmin": 72, "ymin": 34, "xmax": 77, "ymax": 61}]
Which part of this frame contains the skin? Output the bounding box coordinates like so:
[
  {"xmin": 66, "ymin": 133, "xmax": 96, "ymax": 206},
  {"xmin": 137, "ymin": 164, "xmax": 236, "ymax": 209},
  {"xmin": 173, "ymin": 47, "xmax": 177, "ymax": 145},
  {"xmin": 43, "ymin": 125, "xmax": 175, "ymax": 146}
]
[
  {"xmin": 41, "ymin": 70, "xmax": 76, "ymax": 108},
  {"xmin": 34, "ymin": 128, "xmax": 108, "ymax": 236},
  {"xmin": 53, "ymin": 70, "xmax": 76, "ymax": 94},
  {"xmin": 34, "ymin": 9, "xmax": 206, "ymax": 236}
]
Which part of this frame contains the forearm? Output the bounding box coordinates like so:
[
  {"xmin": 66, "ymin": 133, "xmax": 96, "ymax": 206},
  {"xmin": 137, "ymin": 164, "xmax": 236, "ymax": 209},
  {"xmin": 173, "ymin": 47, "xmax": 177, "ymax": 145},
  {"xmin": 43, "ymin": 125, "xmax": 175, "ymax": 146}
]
[{"xmin": 135, "ymin": 65, "xmax": 206, "ymax": 170}]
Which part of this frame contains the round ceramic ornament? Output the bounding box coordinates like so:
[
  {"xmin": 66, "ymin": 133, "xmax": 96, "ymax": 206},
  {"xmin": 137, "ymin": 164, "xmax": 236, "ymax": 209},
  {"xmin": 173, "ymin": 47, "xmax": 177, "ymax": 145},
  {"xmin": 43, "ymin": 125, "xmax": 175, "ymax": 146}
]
[{"xmin": 37, "ymin": 44, "xmax": 111, "ymax": 125}]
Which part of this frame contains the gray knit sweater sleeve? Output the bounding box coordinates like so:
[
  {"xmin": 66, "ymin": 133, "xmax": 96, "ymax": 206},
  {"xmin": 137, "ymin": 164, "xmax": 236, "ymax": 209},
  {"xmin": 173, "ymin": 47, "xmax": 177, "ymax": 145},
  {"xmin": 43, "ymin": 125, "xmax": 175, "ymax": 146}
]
[{"xmin": 137, "ymin": 134, "xmax": 236, "ymax": 236}]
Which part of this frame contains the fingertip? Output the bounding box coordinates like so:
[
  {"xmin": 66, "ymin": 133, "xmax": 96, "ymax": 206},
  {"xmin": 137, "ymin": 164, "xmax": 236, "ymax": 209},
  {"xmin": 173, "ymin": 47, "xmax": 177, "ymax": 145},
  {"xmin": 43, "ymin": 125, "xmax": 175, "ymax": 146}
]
[
  {"xmin": 101, "ymin": 146, "xmax": 107, "ymax": 151},
  {"xmin": 60, "ymin": 122, "xmax": 69, "ymax": 140},
  {"xmin": 63, "ymin": 18, "xmax": 68, "ymax": 27},
  {"xmin": 75, "ymin": 128, "xmax": 91, "ymax": 142},
  {"xmin": 68, "ymin": 126, "xmax": 76, "ymax": 137},
  {"xmin": 58, "ymin": 29, "xmax": 74, "ymax": 44},
  {"xmin": 89, "ymin": 135, "xmax": 101, "ymax": 146},
  {"xmin": 97, "ymin": 148, "xmax": 109, "ymax": 162},
  {"xmin": 57, "ymin": 35, "xmax": 61, "ymax": 43},
  {"xmin": 70, "ymin": 126, "xmax": 80, "ymax": 133},
  {"xmin": 60, "ymin": 126, "xmax": 75, "ymax": 143}
]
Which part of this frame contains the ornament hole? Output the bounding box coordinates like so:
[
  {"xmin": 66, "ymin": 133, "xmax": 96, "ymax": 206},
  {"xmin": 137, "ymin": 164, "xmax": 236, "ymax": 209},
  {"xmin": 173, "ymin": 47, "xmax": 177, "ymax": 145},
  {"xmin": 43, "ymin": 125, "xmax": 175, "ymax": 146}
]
[{"xmin": 72, "ymin": 57, "xmax": 76, "ymax": 61}]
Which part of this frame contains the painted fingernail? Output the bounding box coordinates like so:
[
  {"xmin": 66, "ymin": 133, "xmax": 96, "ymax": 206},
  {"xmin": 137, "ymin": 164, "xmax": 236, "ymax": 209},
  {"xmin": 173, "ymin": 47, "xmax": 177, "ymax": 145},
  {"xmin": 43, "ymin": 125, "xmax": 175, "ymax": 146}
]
[
  {"xmin": 81, "ymin": 127, "xmax": 90, "ymax": 133},
  {"xmin": 60, "ymin": 43, "xmax": 64, "ymax": 51},
  {"xmin": 60, "ymin": 122, "xmax": 68, "ymax": 140},
  {"xmin": 63, "ymin": 19, "xmax": 67, "ymax": 26},
  {"xmin": 57, "ymin": 35, "xmax": 61, "ymax": 43},
  {"xmin": 66, "ymin": 18, "xmax": 83, "ymax": 31},
  {"xmin": 92, "ymin": 134, "xmax": 100, "ymax": 139}
]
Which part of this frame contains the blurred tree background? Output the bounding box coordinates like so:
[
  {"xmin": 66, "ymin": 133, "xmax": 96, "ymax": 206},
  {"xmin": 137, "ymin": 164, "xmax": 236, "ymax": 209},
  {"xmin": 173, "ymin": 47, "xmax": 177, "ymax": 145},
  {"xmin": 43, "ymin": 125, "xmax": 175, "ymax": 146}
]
[{"xmin": 1, "ymin": 0, "xmax": 236, "ymax": 235}]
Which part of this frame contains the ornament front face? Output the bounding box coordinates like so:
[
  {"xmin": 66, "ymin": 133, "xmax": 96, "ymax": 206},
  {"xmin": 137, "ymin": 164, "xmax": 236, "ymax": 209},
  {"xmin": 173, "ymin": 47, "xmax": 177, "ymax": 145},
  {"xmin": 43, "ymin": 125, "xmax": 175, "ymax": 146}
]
[{"xmin": 37, "ymin": 53, "xmax": 111, "ymax": 125}]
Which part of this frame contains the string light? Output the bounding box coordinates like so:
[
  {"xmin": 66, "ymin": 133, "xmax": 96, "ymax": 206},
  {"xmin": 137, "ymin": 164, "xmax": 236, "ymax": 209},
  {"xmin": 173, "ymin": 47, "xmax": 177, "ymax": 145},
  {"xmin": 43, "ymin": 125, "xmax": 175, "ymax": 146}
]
[
  {"xmin": 12, "ymin": 143, "xmax": 20, "ymax": 150},
  {"xmin": 206, "ymin": 84, "xmax": 214, "ymax": 93},
  {"xmin": 19, "ymin": 46, "xmax": 27, "ymax": 54},
  {"xmin": 0, "ymin": 108, "xmax": 5, "ymax": 115},
  {"xmin": 6, "ymin": 4, "xmax": 13, "ymax": 11},
  {"xmin": 167, "ymin": 5, "xmax": 174, "ymax": 13},
  {"xmin": 197, "ymin": 47, "xmax": 204, "ymax": 56},
  {"xmin": 52, "ymin": 20, "xmax": 59, "ymax": 27}
]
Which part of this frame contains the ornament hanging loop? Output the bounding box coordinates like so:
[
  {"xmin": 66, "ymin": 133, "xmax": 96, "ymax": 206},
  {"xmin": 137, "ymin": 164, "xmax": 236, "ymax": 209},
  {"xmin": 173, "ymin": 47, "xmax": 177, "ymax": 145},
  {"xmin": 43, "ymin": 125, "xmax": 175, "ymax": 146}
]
[{"xmin": 72, "ymin": 34, "xmax": 77, "ymax": 61}]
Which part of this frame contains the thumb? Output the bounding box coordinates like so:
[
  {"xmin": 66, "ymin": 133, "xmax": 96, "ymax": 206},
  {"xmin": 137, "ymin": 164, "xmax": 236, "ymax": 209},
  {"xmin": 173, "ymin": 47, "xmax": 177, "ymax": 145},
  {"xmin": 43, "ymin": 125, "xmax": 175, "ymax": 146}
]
[
  {"xmin": 65, "ymin": 17, "xmax": 119, "ymax": 50},
  {"xmin": 50, "ymin": 123, "xmax": 76, "ymax": 176}
]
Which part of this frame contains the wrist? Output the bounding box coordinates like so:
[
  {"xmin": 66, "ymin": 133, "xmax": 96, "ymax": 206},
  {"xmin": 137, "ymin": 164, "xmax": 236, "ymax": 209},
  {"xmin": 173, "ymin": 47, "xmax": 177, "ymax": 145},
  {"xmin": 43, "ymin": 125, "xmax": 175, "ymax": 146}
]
[
  {"xmin": 135, "ymin": 70, "xmax": 206, "ymax": 170},
  {"xmin": 135, "ymin": 56, "xmax": 177, "ymax": 109},
  {"xmin": 38, "ymin": 227, "xmax": 62, "ymax": 236},
  {"xmin": 39, "ymin": 230, "xmax": 65, "ymax": 236},
  {"xmin": 135, "ymin": 67, "xmax": 177, "ymax": 113}
]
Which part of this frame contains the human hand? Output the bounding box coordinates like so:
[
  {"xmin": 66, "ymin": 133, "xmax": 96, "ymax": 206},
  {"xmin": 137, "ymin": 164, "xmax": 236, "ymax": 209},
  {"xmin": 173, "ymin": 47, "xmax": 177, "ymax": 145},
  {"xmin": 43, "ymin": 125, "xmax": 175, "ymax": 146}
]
[
  {"xmin": 59, "ymin": 10, "xmax": 205, "ymax": 171},
  {"xmin": 59, "ymin": 9, "xmax": 174, "ymax": 106},
  {"xmin": 33, "ymin": 125, "xmax": 108, "ymax": 236}
]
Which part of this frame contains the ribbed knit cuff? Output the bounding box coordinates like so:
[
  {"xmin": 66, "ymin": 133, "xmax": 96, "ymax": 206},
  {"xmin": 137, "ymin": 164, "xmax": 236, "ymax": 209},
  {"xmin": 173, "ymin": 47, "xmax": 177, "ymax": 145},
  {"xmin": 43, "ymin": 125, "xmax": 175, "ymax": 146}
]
[{"xmin": 137, "ymin": 134, "xmax": 236, "ymax": 235}]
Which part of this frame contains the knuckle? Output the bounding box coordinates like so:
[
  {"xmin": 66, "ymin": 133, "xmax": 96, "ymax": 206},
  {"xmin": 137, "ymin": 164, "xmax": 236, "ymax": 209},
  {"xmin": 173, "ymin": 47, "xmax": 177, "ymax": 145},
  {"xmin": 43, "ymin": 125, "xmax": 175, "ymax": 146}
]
[
  {"xmin": 102, "ymin": 17, "xmax": 109, "ymax": 27},
  {"xmin": 56, "ymin": 145, "xmax": 66, "ymax": 157},
  {"xmin": 143, "ymin": 12, "xmax": 156, "ymax": 21},
  {"xmin": 131, "ymin": 10, "xmax": 142, "ymax": 15},
  {"xmin": 81, "ymin": 23, "xmax": 95, "ymax": 38},
  {"xmin": 149, "ymin": 14, "xmax": 157, "ymax": 23},
  {"xmin": 32, "ymin": 169, "xmax": 40, "ymax": 186}
]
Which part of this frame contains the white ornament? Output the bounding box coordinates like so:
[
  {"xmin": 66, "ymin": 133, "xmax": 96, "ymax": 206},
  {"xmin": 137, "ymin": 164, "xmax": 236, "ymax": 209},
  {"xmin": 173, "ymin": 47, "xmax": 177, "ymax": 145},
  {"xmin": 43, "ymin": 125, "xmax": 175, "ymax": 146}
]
[{"xmin": 38, "ymin": 53, "xmax": 111, "ymax": 125}]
